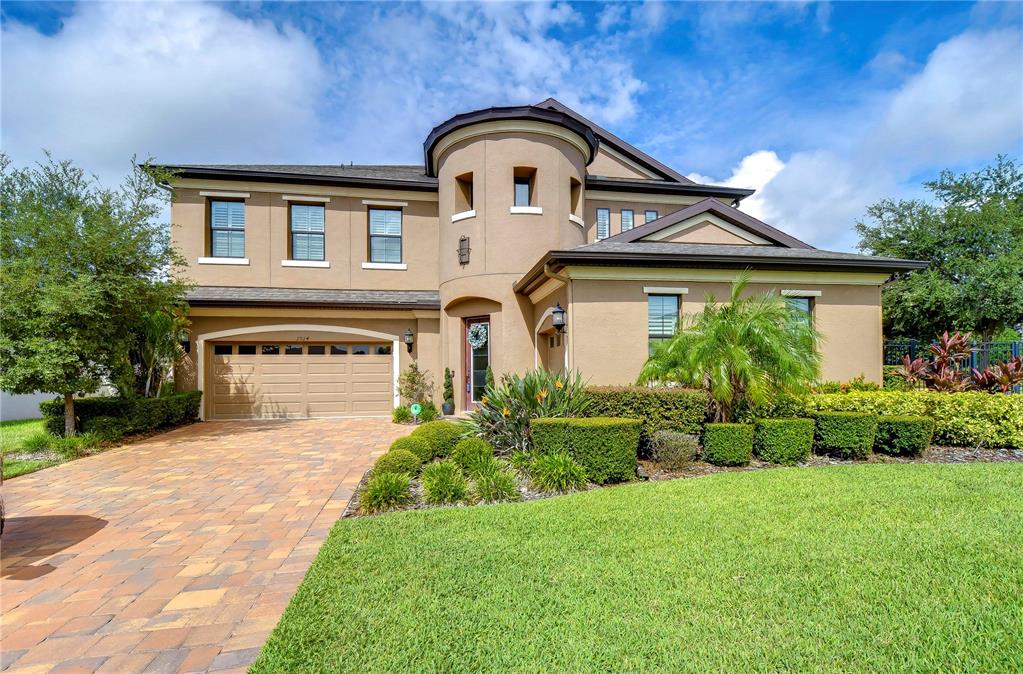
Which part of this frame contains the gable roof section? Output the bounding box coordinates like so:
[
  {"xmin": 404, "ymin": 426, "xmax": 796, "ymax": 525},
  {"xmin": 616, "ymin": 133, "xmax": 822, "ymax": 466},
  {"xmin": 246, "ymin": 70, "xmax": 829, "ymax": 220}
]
[
  {"xmin": 536, "ymin": 97, "xmax": 694, "ymax": 184},
  {"xmin": 604, "ymin": 198, "xmax": 814, "ymax": 249}
]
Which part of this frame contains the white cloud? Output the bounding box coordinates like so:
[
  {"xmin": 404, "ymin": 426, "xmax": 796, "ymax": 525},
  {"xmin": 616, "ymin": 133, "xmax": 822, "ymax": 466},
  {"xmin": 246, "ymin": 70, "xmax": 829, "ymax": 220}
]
[
  {"xmin": 699, "ymin": 28, "xmax": 1023, "ymax": 251},
  {"xmin": 2, "ymin": 2, "xmax": 327, "ymax": 182}
]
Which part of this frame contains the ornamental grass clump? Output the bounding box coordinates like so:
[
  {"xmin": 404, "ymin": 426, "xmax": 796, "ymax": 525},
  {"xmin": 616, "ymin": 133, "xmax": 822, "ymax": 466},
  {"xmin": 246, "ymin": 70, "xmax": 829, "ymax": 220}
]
[
  {"xmin": 373, "ymin": 449, "xmax": 421, "ymax": 477},
  {"xmin": 451, "ymin": 437, "xmax": 495, "ymax": 473},
  {"xmin": 465, "ymin": 368, "xmax": 590, "ymax": 453},
  {"xmin": 421, "ymin": 460, "xmax": 469, "ymax": 505},
  {"xmin": 470, "ymin": 458, "xmax": 520, "ymax": 503},
  {"xmin": 530, "ymin": 452, "xmax": 587, "ymax": 493},
  {"xmin": 359, "ymin": 472, "xmax": 412, "ymax": 514}
]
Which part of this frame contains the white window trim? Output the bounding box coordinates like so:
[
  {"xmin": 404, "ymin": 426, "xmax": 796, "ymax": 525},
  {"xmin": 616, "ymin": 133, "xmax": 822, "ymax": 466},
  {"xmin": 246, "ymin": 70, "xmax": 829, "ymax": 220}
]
[
  {"xmin": 568, "ymin": 214, "xmax": 585, "ymax": 227},
  {"xmin": 509, "ymin": 206, "xmax": 543, "ymax": 215},
  {"xmin": 361, "ymin": 262, "xmax": 407, "ymax": 271},
  {"xmin": 781, "ymin": 289, "xmax": 822, "ymax": 297},
  {"xmin": 281, "ymin": 259, "xmax": 330, "ymax": 268},
  {"xmin": 643, "ymin": 286, "xmax": 689, "ymax": 295},
  {"xmin": 451, "ymin": 209, "xmax": 476, "ymax": 223},
  {"xmin": 199, "ymin": 191, "xmax": 249, "ymax": 198},
  {"xmin": 363, "ymin": 199, "xmax": 408, "ymax": 207},
  {"xmin": 283, "ymin": 194, "xmax": 331, "ymax": 203},
  {"xmin": 198, "ymin": 257, "xmax": 249, "ymax": 266}
]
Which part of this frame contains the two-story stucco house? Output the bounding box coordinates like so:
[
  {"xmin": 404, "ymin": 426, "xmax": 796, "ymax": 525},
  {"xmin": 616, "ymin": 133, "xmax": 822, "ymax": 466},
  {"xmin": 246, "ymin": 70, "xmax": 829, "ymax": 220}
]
[{"xmin": 165, "ymin": 98, "xmax": 924, "ymax": 420}]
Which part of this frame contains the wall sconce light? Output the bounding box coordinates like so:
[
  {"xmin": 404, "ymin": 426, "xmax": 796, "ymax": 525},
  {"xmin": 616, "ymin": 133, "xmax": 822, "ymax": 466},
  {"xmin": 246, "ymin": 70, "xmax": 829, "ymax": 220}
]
[
  {"xmin": 552, "ymin": 303, "xmax": 566, "ymax": 333},
  {"xmin": 403, "ymin": 328, "xmax": 415, "ymax": 353},
  {"xmin": 458, "ymin": 236, "xmax": 471, "ymax": 265}
]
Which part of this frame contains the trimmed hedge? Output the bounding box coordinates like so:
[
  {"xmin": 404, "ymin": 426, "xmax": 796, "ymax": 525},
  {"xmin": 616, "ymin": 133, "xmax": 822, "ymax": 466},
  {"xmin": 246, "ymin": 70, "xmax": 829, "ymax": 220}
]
[
  {"xmin": 702, "ymin": 423, "xmax": 753, "ymax": 466},
  {"xmin": 410, "ymin": 421, "xmax": 465, "ymax": 458},
  {"xmin": 754, "ymin": 418, "xmax": 814, "ymax": 465},
  {"xmin": 814, "ymin": 412, "xmax": 877, "ymax": 459},
  {"xmin": 584, "ymin": 387, "xmax": 708, "ymax": 451},
  {"xmin": 874, "ymin": 416, "xmax": 935, "ymax": 457},
  {"xmin": 40, "ymin": 391, "xmax": 202, "ymax": 437},
  {"xmin": 389, "ymin": 436, "xmax": 432, "ymax": 463},
  {"xmin": 530, "ymin": 417, "xmax": 641, "ymax": 484},
  {"xmin": 804, "ymin": 391, "xmax": 1022, "ymax": 449}
]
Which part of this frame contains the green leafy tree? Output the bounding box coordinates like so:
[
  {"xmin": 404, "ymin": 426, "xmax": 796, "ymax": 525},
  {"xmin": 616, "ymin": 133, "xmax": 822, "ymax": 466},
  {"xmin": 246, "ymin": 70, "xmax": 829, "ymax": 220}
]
[
  {"xmin": 856, "ymin": 156, "xmax": 1023, "ymax": 340},
  {"xmin": 638, "ymin": 273, "xmax": 821, "ymax": 422},
  {"xmin": 0, "ymin": 154, "xmax": 188, "ymax": 435}
]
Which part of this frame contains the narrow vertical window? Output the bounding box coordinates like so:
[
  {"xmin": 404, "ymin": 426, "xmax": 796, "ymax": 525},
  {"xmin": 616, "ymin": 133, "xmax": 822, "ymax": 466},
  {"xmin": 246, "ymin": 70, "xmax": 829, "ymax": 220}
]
[
  {"xmin": 569, "ymin": 177, "xmax": 582, "ymax": 216},
  {"xmin": 455, "ymin": 172, "xmax": 473, "ymax": 212},
  {"xmin": 514, "ymin": 177, "xmax": 531, "ymax": 207},
  {"xmin": 368, "ymin": 208, "xmax": 402, "ymax": 263},
  {"xmin": 210, "ymin": 200, "xmax": 245, "ymax": 258},
  {"xmin": 596, "ymin": 208, "xmax": 611, "ymax": 240},
  {"xmin": 290, "ymin": 204, "xmax": 325, "ymax": 261},
  {"xmin": 621, "ymin": 209, "xmax": 634, "ymax": 232},
  {"xmin": 648, "ymin": 294, "xmax": 680, "ymax": 354},
  {"xmin": 644, "ymin": 210, "xmax": 658, "ymax": 223}
]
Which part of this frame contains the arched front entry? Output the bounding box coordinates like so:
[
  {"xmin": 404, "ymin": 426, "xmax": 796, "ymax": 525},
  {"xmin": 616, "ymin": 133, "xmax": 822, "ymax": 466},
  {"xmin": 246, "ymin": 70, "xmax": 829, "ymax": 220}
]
[
  {"xmin": 194, "ymin": 324, "xmax": 400, "ymax": 420},
  {"xmin": 443, "ymin": 297, "xmax": 503, "ymax": 411}
]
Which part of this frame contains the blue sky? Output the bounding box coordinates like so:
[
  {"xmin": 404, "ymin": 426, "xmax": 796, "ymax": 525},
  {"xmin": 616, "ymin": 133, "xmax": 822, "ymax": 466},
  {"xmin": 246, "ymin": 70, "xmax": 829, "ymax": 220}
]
[{"xmin": 3, "ymin": 1, "xmax": 1021, "ymax": 249}]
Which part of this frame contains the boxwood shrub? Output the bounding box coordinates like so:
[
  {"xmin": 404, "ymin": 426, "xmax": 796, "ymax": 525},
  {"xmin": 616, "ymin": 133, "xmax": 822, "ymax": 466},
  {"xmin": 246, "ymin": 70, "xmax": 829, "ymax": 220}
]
[
  {"xmin": 40, "ymin": 391, "xmax": 202, "ymax": 437},
  {"xmin": 804, "ymin": 391, "xmax": 1022, "ymax": 449},
  {"xmin": 874, "ymin": 416, "xmax": 935, "ymax": 457},
  {"xmin": 754, "ymin": 418, "xmax": 814, "ymax": 465},
  {"xmin": 373, "ymin": 449, "xmax": 421, "ymax": 476},
  {"xmin": 584, "ymin": 386, "xmax": 708, "ymax": 451},
  {"xmin": 410, "ymin": 420, "xmax": 465, "ymax": 458},
  {"xmin": 530, "ymin": 417, "xmax": 641, "ymax": 484},
  {"xmin": 702, "ymin": 423, "xmax": 753, "ymax": 466},
  {"xmin": 389, "ymin": 436, "xmax": 432, "ymax": 463},
  {"xmin": 814, "ymin": 411, "xmax": 878, "ymax": 459}
]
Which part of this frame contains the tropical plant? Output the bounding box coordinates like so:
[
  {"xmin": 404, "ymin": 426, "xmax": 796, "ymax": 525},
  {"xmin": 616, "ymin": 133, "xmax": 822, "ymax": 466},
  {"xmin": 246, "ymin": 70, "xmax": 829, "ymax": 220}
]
[
  {"xmin": 465, "ymin": 369, "xmax": 590, "ymax": 453},
  {"xmin": 530, "ymin": 452, "xmax": 587, "ymax": 493},
  {"xmin": 470, "ymin": 459, "xmax": 520, "ymax": 503},
  {"xmin": 893, "ymin": 330, "xmax": 1023, "ymax": 392},
  {"xmin": 397, "ymin": 361, "xmax": 434, "ymax": 404},
  {"xmin": 638, "ymin": 272, "xmax": 822, "ymax": 422},
  {"xmin": 420, "ymin": 460, "xmax": 469, "ymax": 504},
  {"xmin": 119, "ymin": 308, "xmax": 190, "ymax": 397},
  {"xmin": 359, "ymin": 472, "xmax": 412, "ymax": 513},
  {"xmin": 485, "ymin": 366, "xmax": 495, "ymax": 390},
  {"xmin": 0, "ymin": 154, "xmax": 189, "ymax": 435}
]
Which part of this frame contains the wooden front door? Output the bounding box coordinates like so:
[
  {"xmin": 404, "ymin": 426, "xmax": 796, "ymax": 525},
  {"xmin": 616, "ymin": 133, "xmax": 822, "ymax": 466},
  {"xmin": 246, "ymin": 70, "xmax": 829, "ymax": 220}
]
[{"xmin": 463, "ymin": 317, "xmax": 490, "ymax": 410}]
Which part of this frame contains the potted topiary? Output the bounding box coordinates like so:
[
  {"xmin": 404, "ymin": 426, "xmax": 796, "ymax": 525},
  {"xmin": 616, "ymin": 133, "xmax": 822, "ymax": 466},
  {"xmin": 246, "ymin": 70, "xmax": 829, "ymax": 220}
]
[{"xmin": 442, "ymin": 367, "xmax": 455, "ymax": 416}]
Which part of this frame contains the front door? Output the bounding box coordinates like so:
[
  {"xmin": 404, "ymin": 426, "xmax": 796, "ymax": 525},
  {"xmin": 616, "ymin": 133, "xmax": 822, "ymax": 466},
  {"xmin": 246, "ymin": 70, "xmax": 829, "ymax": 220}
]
[{"xmin": 464, "ymin": 317, "xmax": 490, "ymax": 409}]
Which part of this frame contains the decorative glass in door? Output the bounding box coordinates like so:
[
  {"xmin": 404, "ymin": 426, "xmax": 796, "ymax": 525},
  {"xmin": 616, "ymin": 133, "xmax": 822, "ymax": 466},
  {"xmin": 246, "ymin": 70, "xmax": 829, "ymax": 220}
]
[{"xmin": 466, "ymin": 320, "xmax": 490, "ymax": 406}]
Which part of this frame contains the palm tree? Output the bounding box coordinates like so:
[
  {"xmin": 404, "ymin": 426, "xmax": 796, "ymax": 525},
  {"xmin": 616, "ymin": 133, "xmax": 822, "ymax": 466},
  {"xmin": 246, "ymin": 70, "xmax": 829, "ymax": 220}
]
[{"xmin": 638, "ymin": 272, "xmax": 821, "ymax": 422}]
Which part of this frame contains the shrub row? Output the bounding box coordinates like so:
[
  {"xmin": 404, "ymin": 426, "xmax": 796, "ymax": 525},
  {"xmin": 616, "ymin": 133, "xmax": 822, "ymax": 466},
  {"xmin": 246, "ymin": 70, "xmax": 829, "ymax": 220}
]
[
  {"xmin": 530, "ymin": 417, "xmax": 642, "ymax": 484},
  {"xmin": 700, "ymin": 413, "xmax": 934, "ymax": 467},
  {"xmin": 584, "ymin": 387, "xmax": 708, "ymax": 449},
  {"xmin": 40, "ymin": 391, "xmax": 202, "ymax": 437},
  {"xmin": 803, "ymin": 391, "xmax": 1022, "ymax": 449}
]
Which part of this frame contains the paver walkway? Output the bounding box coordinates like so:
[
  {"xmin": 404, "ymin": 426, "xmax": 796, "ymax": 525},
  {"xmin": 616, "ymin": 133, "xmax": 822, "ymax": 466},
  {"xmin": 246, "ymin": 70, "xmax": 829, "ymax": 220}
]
[{"xmin": 1, "ymin": 418, "xmax": 408, "ymax": 673}]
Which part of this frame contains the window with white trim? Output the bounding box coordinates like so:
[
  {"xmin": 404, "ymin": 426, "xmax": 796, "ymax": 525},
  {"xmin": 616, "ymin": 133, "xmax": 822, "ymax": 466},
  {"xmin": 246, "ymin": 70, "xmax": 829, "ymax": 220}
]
[
  {"xmin": 209, "ymin": 200, "xmax": 245, "ymax": 258},
  {"xmin": 644, "ymin": 210, "xmax": 658, "ymax": 223},
  {"xmin": 290, "ymin": 204, "xmax": 325, "ymax": 261},
  {"xmin": 596, "ymin": 208, "xmax": 610, "ymax": 240},
  {"xmin": 648, "ymin": 294, "xmax": 680, "ymax": 354},
  {"xmin": 368, "ymin": 208, "xmax": 402, "ymax": 263},
  {"xmin": 621, "ymin": 209, "xmax": 634, "ymax": 232}
]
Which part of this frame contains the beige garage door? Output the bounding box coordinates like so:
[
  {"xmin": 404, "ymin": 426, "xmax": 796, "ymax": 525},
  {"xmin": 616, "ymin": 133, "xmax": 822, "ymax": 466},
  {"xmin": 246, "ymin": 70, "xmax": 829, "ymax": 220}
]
[{"xmin": 210, "ymin": 342, "xmax": 393, "ymax": 419}]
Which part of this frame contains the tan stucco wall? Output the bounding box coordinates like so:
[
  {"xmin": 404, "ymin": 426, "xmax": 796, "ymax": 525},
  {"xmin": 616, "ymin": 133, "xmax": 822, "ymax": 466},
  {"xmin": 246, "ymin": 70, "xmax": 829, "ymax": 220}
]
[
  {"xmin": 176, "ymin": 310, "xmax": 441, "ymax": 416},
  {"xmin": 566, "ymin": 277, "xmax": 883, "ymax": 387},
  {"xmin": 171, "ymin": 187, "xmax": 439, "ymax": 290},
  {"xmin": 656, "ymin": 220, "xmax": 760, "ymax": 245},
  {"xmin": 586, "ymin": 148, "xmax": 655, "ymax": 180}
]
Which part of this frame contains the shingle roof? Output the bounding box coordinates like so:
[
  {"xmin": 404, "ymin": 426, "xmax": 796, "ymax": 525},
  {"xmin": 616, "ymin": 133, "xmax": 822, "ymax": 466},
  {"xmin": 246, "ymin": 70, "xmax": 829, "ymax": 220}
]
[
  {"xmin": 571, "ymin": 240, "xmax": 923, "ymax": 265},
  {"xmin": 187, "ymin": 286, "xmax": 440, "ymax": 309},
  {"xmin": 167, "ymin": 164, "xmax": 435, "ymax": 184}
]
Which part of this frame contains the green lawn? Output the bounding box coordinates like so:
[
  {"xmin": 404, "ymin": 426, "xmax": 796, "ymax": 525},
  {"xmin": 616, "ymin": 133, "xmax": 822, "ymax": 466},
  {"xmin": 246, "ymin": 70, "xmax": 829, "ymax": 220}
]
[
  {"xmin": 252, "ymin": 464, "xmax": 1023, "ymax": 673},
  {"xmin": 0, "ymin": 418, "xmax": 46, "ymax": 455}
]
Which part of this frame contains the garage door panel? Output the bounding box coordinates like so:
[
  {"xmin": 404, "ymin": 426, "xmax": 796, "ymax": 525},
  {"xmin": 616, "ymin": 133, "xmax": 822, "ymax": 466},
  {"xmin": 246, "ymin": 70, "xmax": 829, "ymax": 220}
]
[{"xmin": 211, "ymin": 341, "xmax": 392, "ymax": 420}]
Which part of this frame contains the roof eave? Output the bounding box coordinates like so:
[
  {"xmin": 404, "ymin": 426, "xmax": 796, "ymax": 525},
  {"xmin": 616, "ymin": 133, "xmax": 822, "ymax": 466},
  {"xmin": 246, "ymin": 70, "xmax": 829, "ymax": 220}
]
[
  {"xmin": 584, "ymin": 177, "xmax": 755, "ymax": 201},
  {"xmin": 186, "ymin": 298, "xmax": 441, "ymax": 311},
  {"xmin": 160, "ymin": 166, "xmax": 439, "ymax": 192}
]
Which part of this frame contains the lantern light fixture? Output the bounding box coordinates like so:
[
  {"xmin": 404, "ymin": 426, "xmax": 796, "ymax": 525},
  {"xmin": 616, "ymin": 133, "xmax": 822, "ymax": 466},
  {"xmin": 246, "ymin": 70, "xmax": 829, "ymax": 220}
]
[
  {"xmin": 552, "ymin": 303, "xmax": 566, "ymax": 333},
  {"xmin": 403, "ymin": 328, "xmax": 415, "ymax": 353}
]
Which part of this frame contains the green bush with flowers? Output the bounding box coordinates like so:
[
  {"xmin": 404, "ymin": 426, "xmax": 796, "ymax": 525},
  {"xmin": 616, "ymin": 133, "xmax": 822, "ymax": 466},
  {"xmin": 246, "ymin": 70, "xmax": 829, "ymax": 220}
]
[{"xmin": 464, "ymin": 368, "xmax": 590, "ymax": 453}]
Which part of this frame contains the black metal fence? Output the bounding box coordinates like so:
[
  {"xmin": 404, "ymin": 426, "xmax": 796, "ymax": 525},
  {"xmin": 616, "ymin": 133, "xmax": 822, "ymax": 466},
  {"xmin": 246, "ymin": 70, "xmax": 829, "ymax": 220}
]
[{"xmin": 884, "ymin": 340, "xmax": 1022, "ymax": 369}]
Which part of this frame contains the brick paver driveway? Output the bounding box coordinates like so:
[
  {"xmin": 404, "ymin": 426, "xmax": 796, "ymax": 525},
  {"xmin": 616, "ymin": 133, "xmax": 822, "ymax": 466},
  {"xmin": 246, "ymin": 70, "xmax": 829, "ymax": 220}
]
[{"xmin": 1, "ymin": 418, "xmax": 408, "ymax": 673}]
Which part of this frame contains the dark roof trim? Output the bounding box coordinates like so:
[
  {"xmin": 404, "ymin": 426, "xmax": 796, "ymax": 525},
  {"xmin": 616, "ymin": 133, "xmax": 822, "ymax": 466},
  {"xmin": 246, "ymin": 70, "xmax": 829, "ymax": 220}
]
[
  {"xmin": 537, "ymin": 98, "xmax": 694, "ymax": 185},
  {"xmin": 186, "ymin": 287, "xmax": 441, "ymax": 311},
  {"xmin": 423, "ymin": 105, "xmax": 599, "ymax": 177},
  {"xmin": 604, "ymin": 197, "xmax": 814, "ymax": 249},
  {"xmin": 160, "ymin": 165, "xmax": 439, "ymax": 192},
  {"xmin": 585, "ymin": 176, "xmax": 754, "ymax": 201},
  {"xmin": 514, "ymin": 249, "xmax": 926, "ymax": 295}
]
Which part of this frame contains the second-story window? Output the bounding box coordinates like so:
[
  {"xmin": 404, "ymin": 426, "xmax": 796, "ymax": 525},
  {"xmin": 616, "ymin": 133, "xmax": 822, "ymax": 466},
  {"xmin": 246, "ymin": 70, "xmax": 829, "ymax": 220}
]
[
  {"xmin": 455, "ymin": 172, "xmax": 473, "ymax": 212},
  {"xmin": 369, "ymin": 208, "xmax": 402, "ymax": 263},
  {"xmin": 644, "ymin": 209, "xmax": 659, "ymax": 223},
  {"xmin": 596, "ymin": 208, "xmax": 610, "ymax": 240},
  {"xmin": 514, "ymin": 177, "xmax": 531, "ymax": 207},
  {"xmin": 621, "ymin": 209, "xmax": 634, "ymax": 232},
  {"xmin": 210, "ymin": 200, "xmax": 245, "ymax": 258},
  {"xmin": 290, "ymin": 204, "xmax": 325, "ymax": 261}
]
